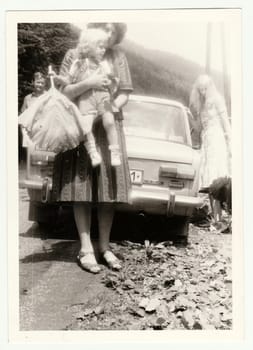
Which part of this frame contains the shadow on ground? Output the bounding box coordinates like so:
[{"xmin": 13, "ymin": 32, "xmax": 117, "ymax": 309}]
[{"xmin": 20, "ymin": 240, "xmax": 79, "ymax": 264}]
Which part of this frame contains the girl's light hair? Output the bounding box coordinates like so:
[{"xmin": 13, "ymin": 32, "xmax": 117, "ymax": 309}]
[
  {"xmin": 189, "ymin": 74, "xmax": 223, "ymax": 116},
  {"xmin": 78, "ymin": 28, "xmax": 108, "ymax": 57}
]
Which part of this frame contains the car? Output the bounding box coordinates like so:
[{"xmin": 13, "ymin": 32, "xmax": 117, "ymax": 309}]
[{"xmin": 19, "ymin": 95, "xmax": 203, "ymax": 244}]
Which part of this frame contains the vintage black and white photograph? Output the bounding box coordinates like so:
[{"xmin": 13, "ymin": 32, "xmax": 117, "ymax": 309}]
[{"xmin": 6, "ymin": 8, "xmax": 243, "ymax": 340}]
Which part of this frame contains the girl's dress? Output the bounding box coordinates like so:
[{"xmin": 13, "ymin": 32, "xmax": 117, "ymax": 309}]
[
  {"xmin": 18, "ymin": 83, "xmax": 88, "ymax": 153},
  {"xmin": 69, "ymin": 57, "xmax": 119, "ymax": 96},
  {"xmin": 199, "ymin": 97, "xmax": 231, "ymax": 188}
]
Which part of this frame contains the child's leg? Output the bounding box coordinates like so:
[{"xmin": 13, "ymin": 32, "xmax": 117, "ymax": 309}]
[
  {"xmin": 83, "ymin": 114, "xmax": 102, "ymax": 167},
  {"xmin": 102, "ymin": 111, "xmax": 118, "ymax": 146},
  {"xmin": 213, "ymin": 199, "xmax": 222, "ymax": 223},
  {"xmin": 102, "ymin": 111, "xmax": 121, "ymax": 166},
  {"xmin": 80, "ymin": 113, "xmax": 94, "ymax": 135}
]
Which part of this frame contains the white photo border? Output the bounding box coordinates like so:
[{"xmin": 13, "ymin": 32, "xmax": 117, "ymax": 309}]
[{"xmin": 2, "ymin": 2, "xmax": 250, "ymax": 348}]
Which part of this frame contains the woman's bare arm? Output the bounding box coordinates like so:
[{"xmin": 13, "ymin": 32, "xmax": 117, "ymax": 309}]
[
  {"xmin": 220, "ymin": 110, "xmax": 231, "ymax": 135},
  {"xmin": 20, "ymin": 96, "xmax": 28, "ymax": 114},
  {"xmin": 216, "ymin": 97, "xmax": 231, "ymax": 138},
  {"xmin": 113, "ymin": 92, "xmax": 129, "ymax": 110}
]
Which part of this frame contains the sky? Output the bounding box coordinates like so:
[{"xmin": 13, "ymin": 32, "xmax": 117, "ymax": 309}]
[
  {"xmin": 74, "ymin": 22, "xmax": 230, "ymax": 74},
  {"xmin": 126, "ymin": 22, "xmax": 230, "ymax": 74}
]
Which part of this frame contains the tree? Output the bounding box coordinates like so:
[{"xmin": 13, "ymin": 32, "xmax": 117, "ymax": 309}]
[{"xmin": 18, "ymin": 23, "xmax": 80, "ymax": 109}]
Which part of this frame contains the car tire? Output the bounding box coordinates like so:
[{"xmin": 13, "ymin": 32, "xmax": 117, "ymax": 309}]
[
  {"xmin": 111, "ymin": 212, "xmax": 147, "ymax": 243},
  {"xmin": 29, "ymin": 202, "xmax": 80, "ymax": 239},
  {"xmin": 28, "ymin": 201, "xmax": 59, "ymax": 226},
  {"xmin": 166, "ymin": 216, "xmax": 190, "ymax": 246}
]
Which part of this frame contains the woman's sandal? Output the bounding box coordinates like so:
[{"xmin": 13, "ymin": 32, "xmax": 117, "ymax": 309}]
[
  {"xmin": 102, "ymin": 250, "xmax": 122, "ymax": 271},
  {"xmin": 77, "ymin": 251, "xmax": 101, "ymax": 274}
]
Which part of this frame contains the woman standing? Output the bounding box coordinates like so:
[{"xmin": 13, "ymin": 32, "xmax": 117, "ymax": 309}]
[
  {"xmin": 52, "ymin": 23, "xmax": 133, "ymax": 273},
  {"xmin": 189, "ymin": 74, "xmax": 231, "ymax": 223}
]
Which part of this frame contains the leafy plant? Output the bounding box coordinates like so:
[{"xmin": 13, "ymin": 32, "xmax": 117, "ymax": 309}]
[{"xmin": 18, "ymin": 23, "xmax": 80, "ymax": 110}]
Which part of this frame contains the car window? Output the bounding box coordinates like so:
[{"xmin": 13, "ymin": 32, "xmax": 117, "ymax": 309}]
[{"xmin": 123, "ymin": 100, "xmax": 188, "ymax": 145}]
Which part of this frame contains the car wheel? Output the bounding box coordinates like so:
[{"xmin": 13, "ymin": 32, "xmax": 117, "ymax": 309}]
[
  {"xmin": 29, "ymin": 202, "xmax": 79, "ymax": 239},
  {"xmin": 28, "ymin": 201, "xmax": 59, "ymax": 227},
  {"xmin": 111, "ymin": 212, "xmax": 147, "ymax": 243},
  {"xmin": 166, "ymin": 216, "xmax": 190, "ymax": 247}
]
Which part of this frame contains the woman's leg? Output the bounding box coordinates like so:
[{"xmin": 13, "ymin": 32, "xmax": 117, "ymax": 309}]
[
  {"xmin": 97, "ymin": 203, "xmax": 115, "ymax": 252},
  {"xmin": 74, "ymin": 202, "xmax": 101, "ymax": 273},
  {"xmin": 74, "ymin": 202, "xmax": 93, "ymax": 252},
  {"xmin": 97, "ymin": 204, "xmax": 122, "ymax": 270},
  {"xmin": 209, "ymin": 193, "xmax": 214, "ymax": 214}
]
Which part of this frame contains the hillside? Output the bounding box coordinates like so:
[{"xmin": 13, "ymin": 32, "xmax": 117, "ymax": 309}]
[{"xmin": 122, "ymin": 39, "xmax": 228, "ymax": 107}]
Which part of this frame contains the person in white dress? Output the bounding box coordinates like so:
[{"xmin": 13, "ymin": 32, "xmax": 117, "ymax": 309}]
[{"xmin": 189, "ymin": 74, "xmax": 231, "ymax": 223}]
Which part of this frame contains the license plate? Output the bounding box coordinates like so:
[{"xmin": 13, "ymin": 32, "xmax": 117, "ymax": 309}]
[{"xmin": 130, "ymin": 169, "xmax": 143, "ymax": 185}]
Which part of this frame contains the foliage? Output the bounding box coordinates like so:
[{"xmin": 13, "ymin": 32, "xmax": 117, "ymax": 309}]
[
  {"xmin": 68, "ymin": 226, "xmax": 232, "ymax": 330},
  {"xmin": 18, "ymin": 23, "xmax": 80, "ymax": 109}
]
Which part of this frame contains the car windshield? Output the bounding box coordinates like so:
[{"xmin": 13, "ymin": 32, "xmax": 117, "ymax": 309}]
[{"xmin": 123, "ymin": 100, "xmax": 188, "ymax": 145}]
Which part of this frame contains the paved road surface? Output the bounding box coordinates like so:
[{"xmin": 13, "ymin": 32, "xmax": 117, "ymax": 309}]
[{"xmin": 19, "ymin": 187, "xmax": 111, "ymax": 330}]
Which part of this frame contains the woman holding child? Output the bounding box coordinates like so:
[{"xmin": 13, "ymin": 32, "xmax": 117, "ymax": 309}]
[{"xmin": 52, "ymin": 23, "xmax": 133, "ymax": 273}]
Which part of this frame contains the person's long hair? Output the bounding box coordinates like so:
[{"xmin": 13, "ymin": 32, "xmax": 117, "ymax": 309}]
[
  {"xmin": 86, "ymin": 23, "xmax": 127, "ymax": 45},
  {"xmin": 189, "ymin": 74, "xmax": 223, "ymax": 117}
]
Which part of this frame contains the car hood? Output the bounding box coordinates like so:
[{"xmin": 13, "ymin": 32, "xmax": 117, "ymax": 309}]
[{"xmin": 125, "ymin": 135, "xmax": 194, "ymax": 164}]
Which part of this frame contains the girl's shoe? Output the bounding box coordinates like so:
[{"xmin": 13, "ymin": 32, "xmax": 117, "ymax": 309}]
[
  {"xmin": 109, "ymin": 145, "xmax": 121, "ymax": 166},
  {"xmin": 84, "ymin": 140, "xmax": 102, "ymax": 167},
  {"xmin": 90, "ymin": 150, "xmax": 102, "ymax": 167},
  {"xmin": 102, "ymin": 250, "xmax": 122, "ymax": 270},
  {"xmin": 77, "ymin": 251, "xmax": 101, "ymax": 274}
]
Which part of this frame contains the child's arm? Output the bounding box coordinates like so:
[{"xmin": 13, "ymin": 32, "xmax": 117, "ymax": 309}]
[
  {"xmin": 48, "ymin": 70, "xmax": 70, "ymax": 88},
  {"xmin": 54, "ymin": 74, "xmax": 70, "ymax": 87},
  {"xmin": 63, "ymin": 73, "xmax": 110, "ymax": 101}
]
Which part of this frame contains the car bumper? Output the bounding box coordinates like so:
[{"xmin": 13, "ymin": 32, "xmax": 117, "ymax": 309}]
[
  {"xmin": 19, "ymin": 180, "xmax": 203, "ymax": 216},
  {"xmin": 126, "ymin": 185, "xmax": 203, "ymax": 216},
  {"xmin": 19, "ymin": 178, "xmax": 52, "ymax": 203},
  {"xmin": 19, "ymin": 178, "xmax": 52, "ymax": 190}
]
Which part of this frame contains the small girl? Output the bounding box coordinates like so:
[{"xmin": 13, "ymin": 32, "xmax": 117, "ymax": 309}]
[
  {"xmin": 55, "ymin": 28, "xmax": 121, "ymax": 167},
  {"xmin": 189, "ymin": 74, "xmax": 231, "ymax": 224},
  {"xmin": 19, "ymin": 72, "xmax": 47, "ymax": 151},
  {"xmin": 21, "ymin": 72, "xmax": 47, "ymax": 112}
]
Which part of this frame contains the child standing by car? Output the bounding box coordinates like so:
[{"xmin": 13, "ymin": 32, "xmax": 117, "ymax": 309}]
[
  {"xmin": 20, "ymin": 72, "xmax": 47, "ymax": 113},
  {"xmin": 19, "ymin": 72, "xmax": 46, "ymax": 156},
  {"xmin": 55, "ymin": 28, "xmax": 121, "ymax": 167}
]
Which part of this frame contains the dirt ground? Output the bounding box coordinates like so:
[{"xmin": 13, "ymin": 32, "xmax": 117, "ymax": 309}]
[{"xmin": 19, "ymin": 186, "xmax": 232, "ymax": 331}]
